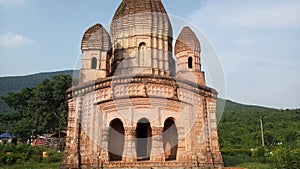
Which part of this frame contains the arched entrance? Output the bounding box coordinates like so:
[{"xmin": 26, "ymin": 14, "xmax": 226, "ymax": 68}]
[
  {"xmin": 163, "ymin": 118, "xmax": 178, "ymax": 161},
  {"xmin": 136, "ymin": 118, "xmax": 152, "ymax": 161},
  {"xmin": 108, "ymin": 119, "xmax": 125, "ymax": 161}
]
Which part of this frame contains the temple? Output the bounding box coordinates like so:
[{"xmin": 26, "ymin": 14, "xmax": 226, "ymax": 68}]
[{"xmin": 61, "ymin": 0, "xmax": 223, "ymax": 168}]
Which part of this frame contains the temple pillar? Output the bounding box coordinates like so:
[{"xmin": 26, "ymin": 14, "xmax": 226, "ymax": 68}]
[
  {"xmin": 122, "ymin": 127, "xmax": 137, "ymax": 162},
  {"xmin": 150, "ymin": 127, "xmax": 164, "ymax": 162},
  {"xmin": 100, "ymin": 127, "xmax": 109, "ymax": 163},
  {"xmin": 176, "ymin": 126, "xmax": 188, "ymax": 161}
]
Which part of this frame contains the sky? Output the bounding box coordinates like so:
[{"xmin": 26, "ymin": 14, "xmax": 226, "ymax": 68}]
[{"xmin": 0, "ymin": 0, "xmax": 299, "ymax": 109}]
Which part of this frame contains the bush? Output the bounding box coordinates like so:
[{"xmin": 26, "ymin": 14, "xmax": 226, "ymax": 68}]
[
  {"xmin": 0, "ymin": 153, "xmax": 8, "ymax": 165},
  {"xmin": 0, "ymin": 144, "xmax": 61, "ymax": 165},
  {"xmin": 5, "ymin": 154, "xmax": 18, "ymax": 165},
  {"xmin": 266, "ymin": 145, "xmax": 300, "ymax": 169},
  {"xmin": 223, "ymin": 154, "xmax": 255, "ymax": 167},
  {"xmin": 237, "ymin": 162, "xmax": 273, "ymax": 169},
  {"xmin": 252, "ymin": 146, "xmax": 266, "ymax": 163},
  {"xmin": 221, "ymin": 148, "xmax": 252, "ymax": 156},
  {"xmin": 44, "ymin": 153, "xmax": 62, "ymax": 163}
]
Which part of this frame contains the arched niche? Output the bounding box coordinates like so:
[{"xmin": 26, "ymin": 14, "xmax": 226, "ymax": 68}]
[
  {"xmin": 136, "ymin": 118, "xmax": 152, "ymax": 161},
  {"xmin": 138, "ymin": 42, "xmax": 147, "ymax": 66},
  {"xmin": 108, "ymin": 118, "xmax": 125, "ymax": 161},
  {"xmin": 162, "ymin": 117, "xmax": 178, "ymax": 161}
]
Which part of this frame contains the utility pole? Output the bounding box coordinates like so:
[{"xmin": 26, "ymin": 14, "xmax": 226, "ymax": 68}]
[{"xmin": 260, "ymin": 115, "xmax": 265, "ymax": 147}]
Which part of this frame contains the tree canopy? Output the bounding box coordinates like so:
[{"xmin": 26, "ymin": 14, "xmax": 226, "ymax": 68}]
[{"xmin": 0, "ymin": 75, "xmax": 72, "ymax": 141}]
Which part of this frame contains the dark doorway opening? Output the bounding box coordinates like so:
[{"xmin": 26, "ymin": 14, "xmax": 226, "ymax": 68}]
[
  {"xmin": 136, "ymin": 118, "xmax": 152, "ymax": 161},
  {"xmin": 188, "ymin": 57, "xmax": 193, "ymax": 69},
  {"xmin": 91, "ymin": 57, "xmax": 97, "ymax": 69},
  {"xmin": 108, "ymin": 119, "xmax": 125, "ymax": 161},
  {"xmin": 163, "ymin": 118, "xmax": 178, "ymax": 161}
]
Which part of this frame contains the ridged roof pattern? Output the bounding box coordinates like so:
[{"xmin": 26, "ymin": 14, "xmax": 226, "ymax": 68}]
[
  {"xmin": 81, "ymin": 23, "xmax": 111, "ymax": 51},
  {"xmin": 112, "ymin": 0, "xmax": 167, "ymax": 21},
  {"xmin": 175, "ymin": 26, "xmax": 201, "ymax": 55}
]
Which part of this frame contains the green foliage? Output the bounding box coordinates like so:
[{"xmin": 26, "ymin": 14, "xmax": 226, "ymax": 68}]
[
  {"xmin": 251, "ymin": 146, "xmax": 266, "ymax": 163},
  {"xmin": 0, "ymin": 144, "xmax": 41, "ymax": 165},
  {"xmin": 266, "ymin": 145, "xmax": 300, "ymax": 169},
  {"xmin": 44, "ymin": 152, "xmax": 62, "ymax": 163},
  {"xmin": 217, "ymin": 99, "xmax": 300, "ymax": 167},
  {"xmin": 236, "ymin": 162, "xmax": 273, "ymax": 169},
  {"xmin": 0, "ymin": 75, "xmax": 72, "ymax": 141},
  {"xmin": 222, "ymin": 154, "xmax": 255, "ymax": 167},
  {"xmin": 218, "ymin": 99, "xmax": 300, "ymax": 149},
  {"xmin": 0, "ymin": 144, "xmax": 62, "ymax": 166},
  {"xmin": 0, "ymin": 70, "xmax": 75, "ymax": 115},
  {"xmin": 0, "ymin": 162, "xmax": 60, "ymax": 169}
]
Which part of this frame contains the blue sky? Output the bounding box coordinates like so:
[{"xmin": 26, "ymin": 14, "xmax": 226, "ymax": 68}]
[{"xmin": 0, "ymin": 0, "xmax": 299, "ymax": 109}]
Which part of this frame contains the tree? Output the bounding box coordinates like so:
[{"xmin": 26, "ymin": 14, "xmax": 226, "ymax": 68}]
[{"xmin": 1, "ymin": 75, "xmax": 72, "ymax": 141}]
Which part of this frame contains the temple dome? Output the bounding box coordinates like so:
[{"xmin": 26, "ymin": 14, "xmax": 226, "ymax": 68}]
[
  {"xmin": 110, "ymin": 0, "xmax": 172, "ymax": 41},
  {"xmin": 175, "ymin": 26, "xmax": 201, "ymax": 55},
  {"xmin": 112, "ymin": 0, "xmax": 167, "ymax": 21},
  {"xmin": 81, "ymin": 23, "xmax": 111, "ymax": 51},
  {"xmin": 109, "ymin": 0, "xmax": 174, "ymax": 77}
]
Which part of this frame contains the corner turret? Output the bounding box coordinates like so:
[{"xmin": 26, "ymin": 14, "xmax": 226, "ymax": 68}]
[
  {"xmin": 175, "ymin": 26, "xmax": 205, "ymax": 85},
  {"xmin": 80, "ymin": 23, "xmax": 112, "ymax": 83}
]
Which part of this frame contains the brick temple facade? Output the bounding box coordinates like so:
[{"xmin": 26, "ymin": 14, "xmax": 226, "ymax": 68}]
[{"xmin": 61, "ymin": 0, "xmax": 223, "ymax": 168}]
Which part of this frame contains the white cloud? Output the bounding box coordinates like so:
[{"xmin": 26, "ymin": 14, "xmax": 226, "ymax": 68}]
[
  {"xmin": 0, "ymin": 0, "xmax": 26, "ymax": 6},
  {"xmin": 0, "ymin": 32, "xmax": 34, "ymax": 48}
]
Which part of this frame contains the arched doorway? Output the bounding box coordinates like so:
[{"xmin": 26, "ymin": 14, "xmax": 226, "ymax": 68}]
[
  {"xmin": 163, "ymin": 118, "xmax": 178, "ymax": 161},
  {"xmin": 136, "ymin": 118, "xmax": 152, "ymax": 161},
  {"xmin": 108, "ymin": 119, "xmax": 125, "ymax": 161}
]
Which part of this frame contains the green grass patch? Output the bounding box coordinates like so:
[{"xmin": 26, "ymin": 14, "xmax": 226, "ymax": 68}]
[
  {"xmin": 0, "ymin": 162, "xmax": 60, "ymax": 169},
  {"xmin": 236, "ymin": 162, "xmax": 273, "ymax": 169},
  {"xmin": 223, "ymin": 154, "xmax": 255, "ymax": 167}
]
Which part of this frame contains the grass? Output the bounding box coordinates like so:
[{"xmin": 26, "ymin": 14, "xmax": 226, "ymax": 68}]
[
  {"xmin": 0, "ymin": 162, "xmax": 60, "ymax": 169},
  {"xmin": 236, "ymin": 162, "xmax": 273, "ymax": 169}
]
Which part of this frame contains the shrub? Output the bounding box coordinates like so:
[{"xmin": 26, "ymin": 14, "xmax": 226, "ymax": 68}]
[
  {"xmin": 266, "ymin": 145, "xmax": 300, "ymax": 169},
  {"xmin": 223, "ymin": 154, "xmax": 255, "ymax": 167},
  {"xmin": 251, "ymin": 146, "xmax": 266, "ymax": 163},
  {"xmin": 44, "ymin": 153, "xmax": 62, "ymax": 163},
  {"xmin": 0, "ymin": 144, "xmax": 62, "ymax": 165}
]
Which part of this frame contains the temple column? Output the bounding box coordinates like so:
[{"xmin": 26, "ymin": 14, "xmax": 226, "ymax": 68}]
[
  {"xmin": 150, "ymin": 127, "xmax": 164, "ymax": 162},
  {"xmin": 176, "ymin": 126, "xmax": 188, "ymax": 161},
  {"xmin": 198, "ymin": 96, "xmax": 214, "ymax": 167},
  {"xmin": 122, "ymin": 127, "xmax": 136, "ymax": 162},
  {"xmin": 206, "ymin": 97, "xmax": 224, "ymax": 167},
  {"xmin": 100, "ymin": 127, "xmax": 109, "ymax": 163}
]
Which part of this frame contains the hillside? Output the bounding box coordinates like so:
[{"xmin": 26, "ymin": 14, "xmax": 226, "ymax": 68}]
[
  {"xmin": 0, "ymin": 70, "xmax": 77, "ymax": 114},
  {"xmin": 216, "ymin": 99, "xmax": 300, "ymax": 167},
  {"xmin": 217, "ymin": 99, "xmax": 300, "ymax": 147}
]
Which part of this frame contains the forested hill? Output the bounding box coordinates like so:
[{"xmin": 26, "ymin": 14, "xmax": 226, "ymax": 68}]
[
  {"xmin": 217, "ymin": 98, "xmax": 300, "ymax": 149},
  {"xmin": 0, "ymin": 70, "xmax": 75, "ymax": 94},
  {"xmin": 0, "ymin": 70, "xmax": 76, "ymax": 114},
  {"xmin": 218, "ymin": 99, "xmax": 276, "ymax": 112}
]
